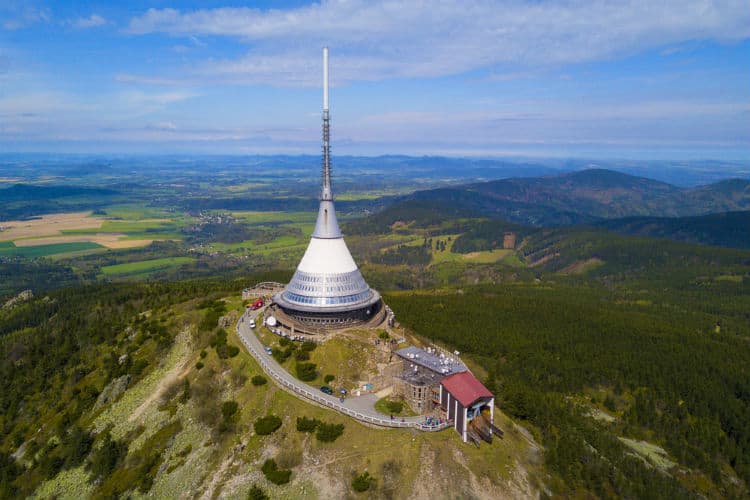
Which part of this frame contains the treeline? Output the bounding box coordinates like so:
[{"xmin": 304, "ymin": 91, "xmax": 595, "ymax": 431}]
[
  {"xmin": 386, "ymin": 283, "xmax": 750, "ymax": 497},
  {"xmin": 370, "ymin": 243, "xmax": 431, "ymax": 266}
]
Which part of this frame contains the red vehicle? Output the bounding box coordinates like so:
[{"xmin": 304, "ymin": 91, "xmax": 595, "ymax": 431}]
[{"xmin": 249, "ymin": 298, "xmax": 264, "ymax": 310}]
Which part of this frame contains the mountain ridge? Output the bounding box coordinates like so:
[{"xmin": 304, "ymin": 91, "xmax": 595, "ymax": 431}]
[{"xmin": 368, "ymin": 168, "xmax": 750, "ymax": 227}]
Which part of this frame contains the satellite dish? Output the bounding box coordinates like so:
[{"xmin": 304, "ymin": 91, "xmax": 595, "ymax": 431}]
[{"xmin": 266, "ymin": 316, "xmax": 277, "ymax": 327}]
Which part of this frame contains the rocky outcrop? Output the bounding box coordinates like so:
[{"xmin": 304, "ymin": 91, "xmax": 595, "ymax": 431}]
[{"xmin": 94, "ymin": 374, "xmax": 131, "ymax": 409}]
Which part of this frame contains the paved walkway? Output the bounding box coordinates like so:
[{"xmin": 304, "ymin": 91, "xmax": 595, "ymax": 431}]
[{"xmin": 236, "ymin": 309, "xmax": 451, "ymax": 431}]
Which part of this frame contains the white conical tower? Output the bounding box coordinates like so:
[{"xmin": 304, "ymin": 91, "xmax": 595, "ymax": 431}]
[{"xmin": 273, "ymin": 48, "xmax": 381, "ymax": 327}]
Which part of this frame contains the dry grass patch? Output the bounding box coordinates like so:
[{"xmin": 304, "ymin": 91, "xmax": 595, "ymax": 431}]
[{"xmin": 0, "ymin": 211, "xmax": 103, "ymax": 241}]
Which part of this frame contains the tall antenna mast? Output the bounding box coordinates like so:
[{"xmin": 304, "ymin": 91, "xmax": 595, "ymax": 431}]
[{"xmin": 321, "ymin": 47, "xmax": 332, "ymax": 201}]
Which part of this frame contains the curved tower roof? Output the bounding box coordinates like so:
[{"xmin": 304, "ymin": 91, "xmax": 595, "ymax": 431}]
[{"xmin": 274, "ymin": 48, "xmax": 380, "ymax": 316}]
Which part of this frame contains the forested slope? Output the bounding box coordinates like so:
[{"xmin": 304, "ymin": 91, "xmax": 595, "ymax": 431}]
[{"xmin": 387, "ymin": 277, "xmax": 750, "ymax": 498}]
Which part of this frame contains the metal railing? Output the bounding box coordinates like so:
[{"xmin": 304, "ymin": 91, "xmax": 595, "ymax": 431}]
[{"xmin": 236, "ymin": 317, "xmax": 451, "ymax": 432}]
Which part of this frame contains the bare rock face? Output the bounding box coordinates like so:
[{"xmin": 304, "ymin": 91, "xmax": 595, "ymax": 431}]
[
  {"xmin": 3, "ymin": 289, "xmax": 33, "ymax": 309},
  {"xmin": 95, "ymin": 374, "xmax": 132, "ymax": 409},
  {"xmin": 218, "ymin": 311, "xmax": 237, "ymax": 329}
]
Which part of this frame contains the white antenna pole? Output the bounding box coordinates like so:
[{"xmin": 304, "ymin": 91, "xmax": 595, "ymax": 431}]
[
  {"xmin": 321, "ymin": 47, "xmax": 332, "ymax": 201},
  {"xmin": 323, "ymin": 47, "xmax": 329, "ymax": 111}
]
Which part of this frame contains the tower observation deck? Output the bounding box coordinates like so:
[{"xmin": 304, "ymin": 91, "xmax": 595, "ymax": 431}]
[{"xmin": 272, "ymin": 48, "xmax": 382, "ymax": 327}]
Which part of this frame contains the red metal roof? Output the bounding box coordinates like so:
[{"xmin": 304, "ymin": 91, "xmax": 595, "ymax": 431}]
[{"xmin": 441, "ymin": 371, "xmax": 493, "ymax": 407}]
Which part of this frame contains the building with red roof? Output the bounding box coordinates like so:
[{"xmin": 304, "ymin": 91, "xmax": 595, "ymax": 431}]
[{"xmin": 439, "ymin": 371, "xmax": 496, "ymax": 443}]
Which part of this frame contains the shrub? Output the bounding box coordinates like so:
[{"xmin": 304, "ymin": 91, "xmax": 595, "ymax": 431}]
[
  {"xmin": 278, "ymin": 337, "xmax": 292, "ymax": 347},
  {"xmin": 217, "ymin": 343, "xmax": 240, "ymax": 359},
  {"xmin": 385, "ymin": 400, "xmax": 403, "ymax": 414},
  {"xmin": 130, "ymin": 359, "xmax": 149, "ymax": 376},
  {"xmin": 62, "ymin": 425, "xmax": 94, "ymax": 468},
  {"xmin": 294, "ymin": 350, "xmax": 310, "ymax": 361},
  {"xmin": 604, "ymin": 394, "xmax": 617, "ymax": 412},
  {"xmin": 316, "ymin": 422, "xmax": 345, "ymax": 442},
  {"xmin": 296, "ymin": 416, "xmax": 320, "ymax": 433},
  {"xmin": 254, "ymin": 415, "xmax": 282, "ymax": 435},
  {"xmin": 200, "ymin": 350, "xmax": 208, "ymax": 358},
  {"xmin": 251, "ymin": 375, "xmax": 267, "ymax": 386},
  {"xmin": 324, "ymin": 374, "xmax": 335, "ymax": 384},
  {"xmin": 87, "ymin": 432, "xmax": 128, "ymax": 483},
  {"xmin": 222, "ymin": 401, "xmax": 239, "ymax": 420},
  {"xmin": 295, "ymin": 362, "xmax": 317, "ymax": 382},
  {"xmin": 195, "ymin": 361, "xmax": 204, "ymax": 370},
  {"xmin": 261, "ymin": 459, "xmax": 291, "ymax": 485},
  {"xmin": 178, "ymin": 378, "xmax": 191, "ymax": 404},
  {"xmin": 300, "ymin": 341, "xmax": 317, "ymax": 352},
  {"xmin": 352, "ymin": 471, "xmax": 374, "ymax": 492},
  {"xmin": 272, "ymin": 347, "xmax": 292, "ymax": 363},
  {"xmin": 247, "ymin": 484, "xmax": 269, "ymax": 500},
  {"xmin": 210, "ymin": 328, "xmax": 228, "ymax": 348}
]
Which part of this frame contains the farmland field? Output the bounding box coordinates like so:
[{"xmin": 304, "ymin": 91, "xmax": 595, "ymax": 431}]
[
  {"xmin": 100, "ymin": 257, "xmax": 195, "ymax": 277},
  {"xmin": 0, "ymin": 241, "xmax": 104, "ymax": 258},
  {"xmin": 0, "ymin": 212, "xmax": 104, "ymax": 240}
]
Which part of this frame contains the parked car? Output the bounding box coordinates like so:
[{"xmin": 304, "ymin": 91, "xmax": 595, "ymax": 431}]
[{"xmin": 320, "ymin": 386, "xmax": 333, "ymax": 395}]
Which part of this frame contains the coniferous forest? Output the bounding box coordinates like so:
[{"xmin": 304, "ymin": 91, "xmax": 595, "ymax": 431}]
[{"xmin": 387, "ymin": 273, "xmax": 750, "ymax": 497}]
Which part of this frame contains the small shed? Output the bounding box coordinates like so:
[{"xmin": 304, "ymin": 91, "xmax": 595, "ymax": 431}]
[{"xmin": 440, "ymin": 371, "xmax": 496, "ymax": 444}]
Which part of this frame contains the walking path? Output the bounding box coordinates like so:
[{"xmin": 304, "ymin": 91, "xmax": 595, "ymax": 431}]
[{"xmin": 236, "ymin": 309, "xmax": 451, "ymax": 432}]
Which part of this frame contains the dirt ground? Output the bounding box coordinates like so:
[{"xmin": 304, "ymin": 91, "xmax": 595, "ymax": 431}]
[
  {"xmin": 0, "ymin": 212, "xmax": 158, "ymax": 249},
  {"xmin": 0, "ymin": 211, "xmax": 103, "ymax": 240}
]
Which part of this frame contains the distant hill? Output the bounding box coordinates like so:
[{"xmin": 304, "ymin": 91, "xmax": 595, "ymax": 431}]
[
  {"xmin": 468, "ymin": 169, "xmax": 681, "ymax": 218},
  {"xmin": 0, "ymin": 184, "xmax": 121, "ymax": 221},
  {"xmin": 681, "ymin": 178, "xmax": 750, "ymax": 213},
  {"xmin": 0, "ymin": 183, "xmax": 118, "ymax": 201},
  {"xmin": 596, "ymin": 211, "xmax": 750, "ymax": 249},
  {"xmin": 357, "ymin": 169, "xmax": 750, "ymax": 230}
]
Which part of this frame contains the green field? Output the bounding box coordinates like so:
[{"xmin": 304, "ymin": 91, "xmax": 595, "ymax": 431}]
[
  {"xmin": 100, "ymin": 257, "xmax": 195, "ymax": 277},
  {"xmin": 232, "ymin": 211, "xmax": 314, "ymax": 224},
  {"xmin": 0, "ymin": 241, "xmax": 104, "ymax": 258},
  {"xmin": 99, "ymin": 220, "xmax": 177, "ymax": 233}
]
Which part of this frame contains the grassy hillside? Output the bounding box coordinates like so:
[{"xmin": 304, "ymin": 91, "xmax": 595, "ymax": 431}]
[{"xmin": 0, "ymin": 280, "xmax": 539, "ymax": 499}]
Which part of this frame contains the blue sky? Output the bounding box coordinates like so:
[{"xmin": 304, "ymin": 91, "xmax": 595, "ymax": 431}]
[{"xmin": 1, "ymin": 0, "xmax": 749, "ymax": 159}]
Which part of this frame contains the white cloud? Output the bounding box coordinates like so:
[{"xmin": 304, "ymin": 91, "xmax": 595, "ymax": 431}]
[
  {"xmin": 125, "ymin": 1, "xmax": 750, "ymax": 86},
  {"xmin": 115, "ymin": 73, "xmax": 190, "ymax": 86},
  {"xmin": 1, "ymin": 6, "xmax": 50, "ymax": 30},
  {"xmin": 147, "ymin": 121, "xmax": 178, "ymax": 131},
  {"xmin": 72, "ymin": 14, "xmax": 107, "ymax": 29}
]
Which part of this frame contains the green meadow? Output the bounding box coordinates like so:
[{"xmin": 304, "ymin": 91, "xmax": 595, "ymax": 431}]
[
  {"xmin": 0, "ymin": 241, "xmax": 104, "ymax": 258},
  {"xmin": 100, "ymin": 257, "xmax": 195, "ymax": 277}
]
